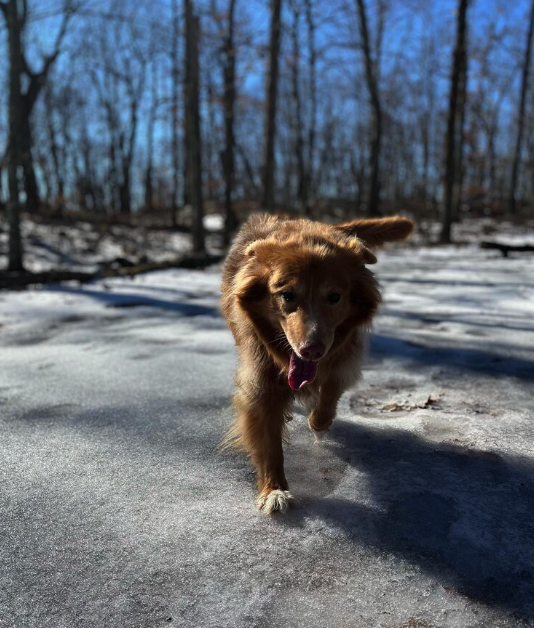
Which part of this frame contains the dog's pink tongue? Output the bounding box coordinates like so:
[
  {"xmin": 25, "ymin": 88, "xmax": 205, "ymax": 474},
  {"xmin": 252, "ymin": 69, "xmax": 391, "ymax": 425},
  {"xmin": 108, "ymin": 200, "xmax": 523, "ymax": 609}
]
[{"xmin": 288, "ymin": 351, "xmax": 318, "ymax": 390}]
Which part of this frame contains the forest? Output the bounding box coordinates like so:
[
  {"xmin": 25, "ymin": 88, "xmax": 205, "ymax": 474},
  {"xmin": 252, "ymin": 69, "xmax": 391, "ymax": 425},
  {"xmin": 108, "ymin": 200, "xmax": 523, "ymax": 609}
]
[
  {"xmin": 2, "ymin": 3, "xmax": 534, "ymax": 626},
  {"xmin": 1, "ymin": 0, "xmax": 534, "ymax": 276}
]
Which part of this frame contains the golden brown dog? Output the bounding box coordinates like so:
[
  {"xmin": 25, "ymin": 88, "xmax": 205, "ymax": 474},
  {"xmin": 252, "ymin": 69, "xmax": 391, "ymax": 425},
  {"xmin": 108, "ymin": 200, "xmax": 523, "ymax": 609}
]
[{"xmin": 221, "ymin": 213, "xmax": 413, "ymax": 513}]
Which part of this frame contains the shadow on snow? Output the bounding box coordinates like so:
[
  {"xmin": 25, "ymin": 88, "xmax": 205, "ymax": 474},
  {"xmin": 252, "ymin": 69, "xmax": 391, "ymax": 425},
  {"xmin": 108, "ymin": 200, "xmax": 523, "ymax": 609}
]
[
  {"xmin": 46, "ymin": 284, "xmax": 220, "ymax": 318},
  {"xmin": 286, "ymin": 420, "xmax": 534, "ymax": 621},
  {"xmin": 370, "ymin": 333, "xmax": 534, "ymax": 381}
]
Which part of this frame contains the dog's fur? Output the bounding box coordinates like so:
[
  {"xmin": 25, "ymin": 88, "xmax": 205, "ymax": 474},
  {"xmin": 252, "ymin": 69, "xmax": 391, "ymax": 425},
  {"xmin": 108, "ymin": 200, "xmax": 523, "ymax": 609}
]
[{"xmin": 221, "ymin": 214, "xmax": 413, "ymax": 513}]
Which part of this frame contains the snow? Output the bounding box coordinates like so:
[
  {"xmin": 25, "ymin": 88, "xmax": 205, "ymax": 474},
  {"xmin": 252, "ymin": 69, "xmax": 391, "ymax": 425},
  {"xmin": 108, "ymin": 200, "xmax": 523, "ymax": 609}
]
[
  {"xmin": 204, "ymin": 213, "xmax": 224, "ymax": 232},
  {"xmin": 0, "ymin": 217, "xmax": 222, "ymax": 273},
  {"xmin": 1, "ymin": 242, "xmax": 534, "ymax": 627}
]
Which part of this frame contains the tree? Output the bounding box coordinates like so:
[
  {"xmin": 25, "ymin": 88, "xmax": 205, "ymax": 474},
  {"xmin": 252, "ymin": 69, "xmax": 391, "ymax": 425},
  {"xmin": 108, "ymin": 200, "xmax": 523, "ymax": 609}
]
[
  {"xmin": 1, "ymin": 0, "xmax": 24, "ymax": 270},
  {"xmin": 0, "ymin": 0, "xmax": 74, "ymax": 270},
  {"xmin": 304, "ymin": 0, "xmax": 316, "ymax": 216},
  {"xmin": 355, "ymin": 0, "xmax": 382, "ymax": 216},
  {"xmin": 220, "ymin": 0, "xmax": 238, "ymax": 246},
  {"xmin": 170, "ymin": 0, "xmax": 181, "ymax": 226},
  {"xmin": 440, "ymin": 0, "xmax": 470, "ymax": 244},
  {"xmin": 262, "ymin": 0, "xmax": 282, "ymax": 213},
  {"xmin": 144, "ymin": 53, "xmax": 161, "ymax": 213},
  {"xmin": 184, "ymin": 0, "xmax": 205, "ymax": 254},
  {"xmin": 87, "ymin": 11, "xmax": 148, "ymax": 216},
  {"xmin": 289, "ymin": 0, "xmax": 305, "ymax": 214},
  {"xmin": 508, "ymin": 0, "xmax": 534, "ymax": 215},
  {"xmin": 1, "ymin": 0, "xmax": 74, "ymax": 211}
]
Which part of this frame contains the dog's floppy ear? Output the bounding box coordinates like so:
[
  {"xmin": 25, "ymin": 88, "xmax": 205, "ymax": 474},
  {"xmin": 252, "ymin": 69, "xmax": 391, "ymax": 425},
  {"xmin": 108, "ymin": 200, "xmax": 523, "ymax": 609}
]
[
  {"xmin": 233, "ymin": 240, "xmax": 273, "ymax": 304},
  {"xmin": 340, "ymin": 238, "xmax": 377, "ymax": 265},
  {"xmin": 335, "ymin": 216, "xmax": 413, "ymax": 248},
  {"xmin": 244, "ymin": 239, "xmax": 279, "ymax": 263},
  {"xmin": 334, "ymin": 233, "xmax": 378, "ymax": 265},
  {"xmin": 234, "ymin": 271, "xmax": 267, "ymax": 303}
]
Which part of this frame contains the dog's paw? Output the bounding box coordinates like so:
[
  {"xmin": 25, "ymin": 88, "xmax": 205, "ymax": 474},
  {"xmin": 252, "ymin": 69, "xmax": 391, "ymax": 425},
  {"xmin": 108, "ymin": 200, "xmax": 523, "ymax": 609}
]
[
  {"xmin": 308, "ymin": 410, "xmax": 333, "ymax": 436},
  {"xmin": 257, "ymin": 489, "xmax": 295, "ymax": 514},
  {"xmin": 312, "ymin": 429, "xmax": 329, "ymax": 444}
]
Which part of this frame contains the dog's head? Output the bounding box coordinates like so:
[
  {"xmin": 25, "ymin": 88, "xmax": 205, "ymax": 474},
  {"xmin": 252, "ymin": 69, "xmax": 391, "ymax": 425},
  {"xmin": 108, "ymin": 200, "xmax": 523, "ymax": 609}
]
[{"xmin": 234, "ymin": 216, "xmax": 413, "ymax": 390}]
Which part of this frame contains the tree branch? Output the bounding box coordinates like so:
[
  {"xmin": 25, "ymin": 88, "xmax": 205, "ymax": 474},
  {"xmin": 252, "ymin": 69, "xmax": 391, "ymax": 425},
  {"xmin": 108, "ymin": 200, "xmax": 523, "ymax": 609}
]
[{"xmin": 25, "ymin": 2, "xmax": 75, "ymax": 113}]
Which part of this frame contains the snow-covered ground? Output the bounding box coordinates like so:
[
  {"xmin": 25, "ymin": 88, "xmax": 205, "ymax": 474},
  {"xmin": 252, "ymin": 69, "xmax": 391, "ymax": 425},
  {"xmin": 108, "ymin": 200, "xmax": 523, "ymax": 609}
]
[
  {"xmin": 1, "ymin": 243, "xmax": 534, "ymax": 627},
  {"xmin": 0, "ymin": 214, "xmax": 223, "ymax": 273}
]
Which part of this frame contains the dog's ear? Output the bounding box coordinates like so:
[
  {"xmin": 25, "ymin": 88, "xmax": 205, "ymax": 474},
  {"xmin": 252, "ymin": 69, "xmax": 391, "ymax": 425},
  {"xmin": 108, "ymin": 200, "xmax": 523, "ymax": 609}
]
[
  {"xmin": 335, "ymin": 234, "xmax": 377, "ymax": 265},
  {"xmin": 233, "ymin": 241, "xmax": 273, "ymax": 304},
  {"xmin": 335, "ymin": 216, "xmax": 413, "ymax": 248},
  {"xmin": 350, "ymin": 267, "xmax": 381, "ymax": 324},
  {"xmin": 234, "ymin": 271, "xmax": 267, "ymax": 303},
  {"xmin": 244, "ymin": 239, "xmax": 279, "ymax": 263}
]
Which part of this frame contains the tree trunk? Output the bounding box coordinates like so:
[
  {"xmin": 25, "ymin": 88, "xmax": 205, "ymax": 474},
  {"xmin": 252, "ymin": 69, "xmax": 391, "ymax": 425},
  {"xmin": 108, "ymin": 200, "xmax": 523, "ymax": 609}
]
[
  {"xmin": 185, "ymin": 0, "xmax": 205, "ymax": 254},
  {"xmin": 44, "ymin": 89, "xmax": 65, "ymax": 214},
  {"xmin": 2, "ymin": 0, "xmax": 24, "ymax": 271},
  {"xmin": 145, "ymin": 60, "xmax": 158, "ymax": 213},
  {"xmin": 440, "ymin": 0, "xmax": 470, "ymax": 244},
  {"xmin": 355, "ymin": 0, "xmax": 382, "ymax": 217},
  {"xmin": 171, "ymin": 0, "xmax": 180, "ymax": 226},
  {"xmin": 120, "ymin": 166, "xmax": 132, "ymax": 215},
  {"xmin": 304, "ymin": 0, "xmax": 316, "ymax": 216},
  {"xmin": 508, "ymin": 0, "xmax": 534, "ymax": 215},
  {"xmin": 262, "ymin": 0, "xmax": 282, "ymax": 213},
  {"xmin": 290, "ymin": 2, "xmax": 306, "ymax": 215},
  {"xmin": 119, "ymin": 82, "xmax": 142, "ymax": 216},
  {"xmin": 222, "ymin": 0, "xmax": 237, "ymax": 247},
  {"xmin": 20, "ymin": 111, "xmax": 40, "ymax": 212},
  {"xmin": 452, "ymin": 38, "xmax": 468, "ymax": 223},
  {"xmin": 80, "ymin": 125, "xmax": 99, "ymax": 212},
  {"xmin": 108, "ymin": 122, "xmax": 120, "ymax": 213}
]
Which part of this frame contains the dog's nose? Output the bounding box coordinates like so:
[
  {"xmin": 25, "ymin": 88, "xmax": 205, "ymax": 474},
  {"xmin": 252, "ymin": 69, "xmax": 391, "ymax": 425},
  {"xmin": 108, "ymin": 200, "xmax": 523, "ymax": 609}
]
[{"xmin": 299, "ymin": 341, "xmax": 325, "ymax": 361}]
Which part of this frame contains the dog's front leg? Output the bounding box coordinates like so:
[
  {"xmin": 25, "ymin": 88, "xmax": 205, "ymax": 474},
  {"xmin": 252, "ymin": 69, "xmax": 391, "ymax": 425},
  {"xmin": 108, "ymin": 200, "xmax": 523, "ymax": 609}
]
[
  {"xmin": 234, "ymin": 384, "xmax": 294, "ymax": 513},
  {"xmin": 308, "ymin": 379, "xmax": 344, "ymax": 440}
]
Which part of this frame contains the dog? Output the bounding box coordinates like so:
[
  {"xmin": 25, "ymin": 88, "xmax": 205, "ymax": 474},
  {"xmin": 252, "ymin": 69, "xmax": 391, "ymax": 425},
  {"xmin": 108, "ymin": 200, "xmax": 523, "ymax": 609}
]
[{"xmin": 221, "ymin": 213, "xmax": 413, "ymax": 513}]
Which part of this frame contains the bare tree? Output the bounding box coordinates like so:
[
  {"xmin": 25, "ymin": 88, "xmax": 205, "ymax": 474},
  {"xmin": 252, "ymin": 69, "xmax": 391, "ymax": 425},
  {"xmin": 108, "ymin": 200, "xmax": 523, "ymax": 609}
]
[
  {"xmin": 289, "ymin": 0, "xmax": 306, "ymax": 214},
  {"xmin": 220, "ymin": 0, "xmax": 238, "ymax": 246},
  {"xmin": 145, "ymin": 55, "xmax": 161, "ymax": 213},
  {"xmin": 304, "ymin": 0, "xmax": 316, "ymax": 215},
  {"xmin": 440, "ymin": 0, "xmax": 470, "ymax": 244},
  {"xmin": 1, "ymin": 0, "xmax": 74, "ymax": 270},
  {"xmin": 1, "ymin": 0, "xmax": 74, "ymax": 213},
  {"xmin": 508, "ymin": 0, "xmax": 534, "ymax": 215},
  {"xmin": 88, "ymin": 13, "xmax": 148, "ymax": 216},
  {"xmin": 44, "ymin": 91, "xmax": 62, "ymax": 211},
  {"xmin": 452, "ymin": 13, "xmax": 468, "ymax": 223},
  {"xmin": 262, "ymin": 0, "xmax": 282, "ymax": 213},
  {"xmin": 1, "ymin": 0, "xmax": 24, "ymax": 270},
  {"xmin": 171, "ymin": 0, "xmax": 180, "ymax": 226},
  {"xmin": 355, "ymin": 0, "xmax": 382, "ymax": 216},
  {"xmin": 185, "ymin": 0, "xmax": 205, "ymax": 254}
]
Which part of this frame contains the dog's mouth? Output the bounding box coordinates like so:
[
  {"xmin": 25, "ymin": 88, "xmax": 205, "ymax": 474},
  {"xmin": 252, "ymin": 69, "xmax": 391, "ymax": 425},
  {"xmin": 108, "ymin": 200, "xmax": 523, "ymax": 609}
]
[{"xmin": 288, "ymin": 351, "xmax": 318, "ymax": 391}]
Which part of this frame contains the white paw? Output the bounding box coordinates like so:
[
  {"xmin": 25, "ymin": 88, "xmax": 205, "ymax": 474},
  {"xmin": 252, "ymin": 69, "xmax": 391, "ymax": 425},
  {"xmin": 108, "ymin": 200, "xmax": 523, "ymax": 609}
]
[
  {"xmin": 257, "ymin": 489, "xmax": 295, "ymax": 514},
  {"xmin": 312, "ymin": 429, "xmax": 329, "ymax": 443}
]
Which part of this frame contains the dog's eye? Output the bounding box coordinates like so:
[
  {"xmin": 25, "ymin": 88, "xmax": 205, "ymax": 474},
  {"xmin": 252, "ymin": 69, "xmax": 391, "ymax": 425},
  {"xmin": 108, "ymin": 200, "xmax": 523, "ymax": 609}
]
[
  {"xmin": 281, "ymin": 291, "xmax": 295, "ymax": 303},
  {"xmin": 328, "ymin": 293, "xmax": 341, "ymax": 304}
]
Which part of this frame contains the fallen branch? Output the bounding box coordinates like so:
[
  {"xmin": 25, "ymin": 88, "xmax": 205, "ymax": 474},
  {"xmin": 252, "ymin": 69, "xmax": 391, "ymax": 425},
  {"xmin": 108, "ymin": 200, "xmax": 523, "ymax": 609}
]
[
  {"xmin": 0, "ymin": 253, "xmax": 223, "ymax": 290},
  {"xmin": 480, "ymin": 241, "xmax": 534, "ymax": 257}
]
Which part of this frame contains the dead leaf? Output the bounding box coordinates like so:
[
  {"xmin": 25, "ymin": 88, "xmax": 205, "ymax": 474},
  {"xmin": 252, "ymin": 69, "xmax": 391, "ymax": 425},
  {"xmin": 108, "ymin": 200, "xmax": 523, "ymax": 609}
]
[
  {"xmin": 381, "ymin": 394, "xmax": 441, "ymax": 413},
  {"xmin": 417, "ymin": 395, "xmax": 440, "ymax": 409},
  {"xmin": 381, "ymin": 403, "xmax": 408, "ymax": 412}
]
